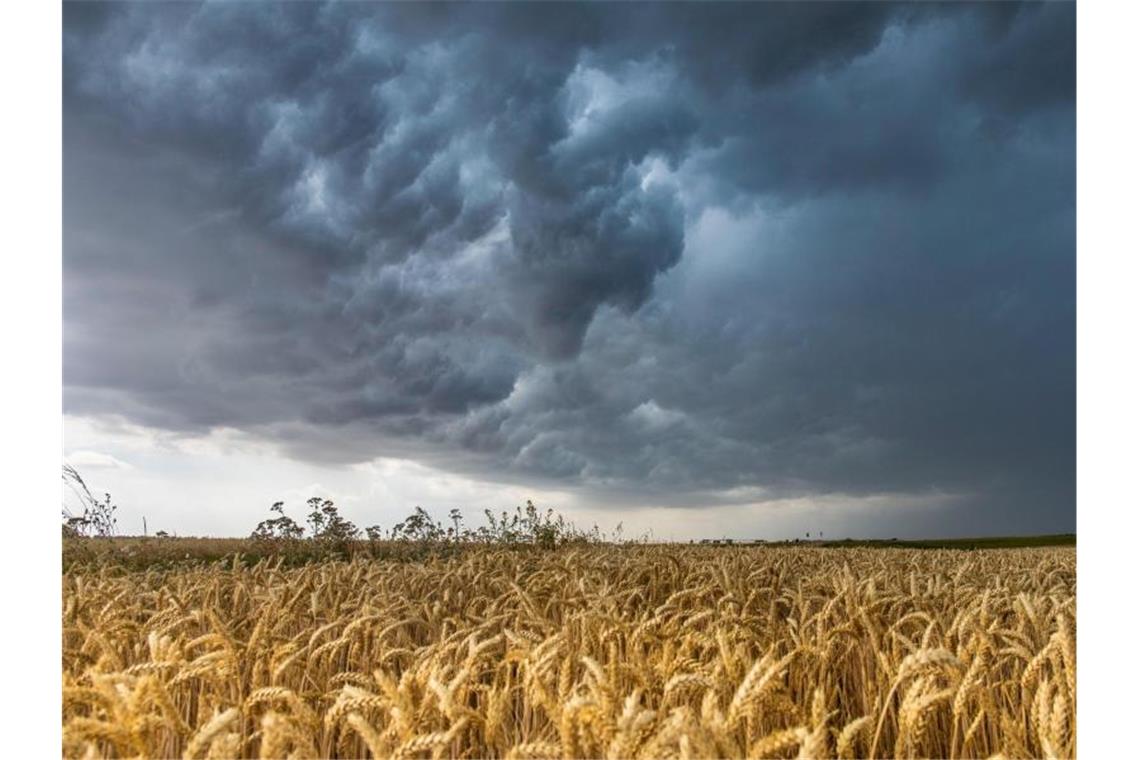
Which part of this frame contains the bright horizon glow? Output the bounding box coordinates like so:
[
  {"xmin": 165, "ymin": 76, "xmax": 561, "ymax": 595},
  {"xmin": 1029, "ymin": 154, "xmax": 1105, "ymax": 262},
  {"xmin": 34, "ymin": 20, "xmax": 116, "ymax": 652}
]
[{"xmin": 65, "ymin": 414, "xmax": 967, "ymax": 542}]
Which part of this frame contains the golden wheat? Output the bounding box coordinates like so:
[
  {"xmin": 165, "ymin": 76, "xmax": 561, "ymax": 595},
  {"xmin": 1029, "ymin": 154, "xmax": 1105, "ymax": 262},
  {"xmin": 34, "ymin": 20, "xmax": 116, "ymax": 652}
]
[{"xmin": 62, "ymin": 545, "xmax": 1075, "ymax": 758}]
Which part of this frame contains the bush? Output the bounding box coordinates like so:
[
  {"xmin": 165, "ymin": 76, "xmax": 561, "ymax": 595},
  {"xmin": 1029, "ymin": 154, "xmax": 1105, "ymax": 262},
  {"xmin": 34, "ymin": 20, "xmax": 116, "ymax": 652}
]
[
  {"xmin": 250, "ymin": 502, "xmax": 304, "ymax": 542},
  {"xmin": 305, "ymin": 498, "xmax": 359, "ymax": 543}
]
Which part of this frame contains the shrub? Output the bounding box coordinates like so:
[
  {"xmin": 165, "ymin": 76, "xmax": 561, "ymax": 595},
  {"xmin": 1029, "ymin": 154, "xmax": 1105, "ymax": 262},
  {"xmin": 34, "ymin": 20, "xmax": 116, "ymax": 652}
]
[
  {"xmin": 305, "ymin": 497, "xmax": 359, "ymax": 543},
  {"xmin": 250, "ymin": 502, "xmax": 304, "ymax": 542},
  {"xmin": 61, "ymin": 465, "xmax": 117, "ymax": 538}
]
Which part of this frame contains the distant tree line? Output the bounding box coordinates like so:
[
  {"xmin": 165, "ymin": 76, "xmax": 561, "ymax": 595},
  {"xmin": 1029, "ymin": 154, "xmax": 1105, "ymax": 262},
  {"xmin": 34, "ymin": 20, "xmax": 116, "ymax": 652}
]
[
  {"xmin": 249, "ymin": 497, "xmax": 621, "ymax": 551},
  {"xmin": 62, "ymin": 465, "xmax": 633, "ymax": 551}
]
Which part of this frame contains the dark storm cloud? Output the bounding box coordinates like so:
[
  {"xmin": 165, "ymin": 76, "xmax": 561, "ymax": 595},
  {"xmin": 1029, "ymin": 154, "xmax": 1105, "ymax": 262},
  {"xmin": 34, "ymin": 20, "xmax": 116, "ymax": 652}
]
[{"xmin": 64, "ymin": 2, "xmax": 1075, "ymax": 535}]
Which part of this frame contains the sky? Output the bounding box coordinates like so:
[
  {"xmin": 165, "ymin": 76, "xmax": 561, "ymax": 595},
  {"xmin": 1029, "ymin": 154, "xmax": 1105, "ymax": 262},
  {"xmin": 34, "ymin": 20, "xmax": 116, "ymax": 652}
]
[{"xmin": 62, "ymin": 2, "xmax": 1075, "ymax": 540}]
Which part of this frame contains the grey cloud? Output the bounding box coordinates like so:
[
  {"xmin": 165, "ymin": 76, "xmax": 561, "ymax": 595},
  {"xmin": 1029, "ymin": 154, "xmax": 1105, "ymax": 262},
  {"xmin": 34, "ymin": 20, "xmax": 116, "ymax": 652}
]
[
  {"xmin": 64, "ymin": 2, "xmax": 1074, "ymax": 536},
  {"xmin": 957, "ymin": 2, "xmax": 1075, "ymax": 118}
]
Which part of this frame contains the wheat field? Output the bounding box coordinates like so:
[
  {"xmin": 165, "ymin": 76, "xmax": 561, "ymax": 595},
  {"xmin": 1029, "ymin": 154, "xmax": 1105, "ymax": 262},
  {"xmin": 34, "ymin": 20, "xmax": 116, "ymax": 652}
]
[{"xmin": 62, "ymin": 546, "xmax": 1075, "ymax": 759}]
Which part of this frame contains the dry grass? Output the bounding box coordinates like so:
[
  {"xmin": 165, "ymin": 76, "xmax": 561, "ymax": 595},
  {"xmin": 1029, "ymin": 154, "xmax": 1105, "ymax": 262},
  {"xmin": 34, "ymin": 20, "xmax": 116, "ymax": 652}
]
[{"xmin": 62, "ymin": 545, "xmax": 1074, "ymax": 758}]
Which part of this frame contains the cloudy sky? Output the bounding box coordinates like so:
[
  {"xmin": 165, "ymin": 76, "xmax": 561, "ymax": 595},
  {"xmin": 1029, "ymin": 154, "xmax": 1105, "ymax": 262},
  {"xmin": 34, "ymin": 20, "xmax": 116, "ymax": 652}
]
[{"xmin": 62, "ymin": 2, "xmax": 1074, "ymax": 540}]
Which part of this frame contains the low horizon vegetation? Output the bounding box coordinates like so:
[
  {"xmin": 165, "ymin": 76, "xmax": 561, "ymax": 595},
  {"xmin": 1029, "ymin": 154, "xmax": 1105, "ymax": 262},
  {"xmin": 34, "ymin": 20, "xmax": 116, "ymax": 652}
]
[
  {"xmin": 61, "ymin": 502, "xmax": 641, "ymax": 573},
  {"xmin": 62, "ymin": 465, "xmax": 1075, "ymax": 554}
]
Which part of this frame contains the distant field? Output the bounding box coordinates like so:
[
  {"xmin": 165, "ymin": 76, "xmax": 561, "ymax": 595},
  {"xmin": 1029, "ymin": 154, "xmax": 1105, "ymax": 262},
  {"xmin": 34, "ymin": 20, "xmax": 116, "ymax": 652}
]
[
  {"xmin": 63, "ymin": 542, "xmax": 1074, "ymax": 758},
  {"xmin": 62, "ymin": 533, "xmax": 1077, "ymax": 572},
  {"xmin": 816, "ymin": 533, "xmax": 1076, "ymax": 550}
]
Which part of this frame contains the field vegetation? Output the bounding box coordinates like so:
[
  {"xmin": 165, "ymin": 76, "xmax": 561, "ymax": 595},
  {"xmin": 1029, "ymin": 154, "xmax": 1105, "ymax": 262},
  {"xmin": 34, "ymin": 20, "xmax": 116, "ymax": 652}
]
[{"xmin": 63, "ymin": 534, "xmax": 1074, "ymax": 758}]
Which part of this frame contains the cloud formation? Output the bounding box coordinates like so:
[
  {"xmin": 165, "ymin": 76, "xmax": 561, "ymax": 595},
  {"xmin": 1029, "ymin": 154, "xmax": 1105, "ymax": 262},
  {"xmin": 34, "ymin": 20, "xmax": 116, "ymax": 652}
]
[{"xmin": 64, "ymin": 2, "xmax": 1075, "ymax": 535}]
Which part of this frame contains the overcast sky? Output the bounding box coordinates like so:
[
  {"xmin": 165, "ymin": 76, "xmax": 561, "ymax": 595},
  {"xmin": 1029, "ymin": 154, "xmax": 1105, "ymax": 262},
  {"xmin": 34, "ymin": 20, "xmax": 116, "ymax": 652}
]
[{"xmin": 62, "ymin": 2, "xmax": 1074, "ymax": 540}]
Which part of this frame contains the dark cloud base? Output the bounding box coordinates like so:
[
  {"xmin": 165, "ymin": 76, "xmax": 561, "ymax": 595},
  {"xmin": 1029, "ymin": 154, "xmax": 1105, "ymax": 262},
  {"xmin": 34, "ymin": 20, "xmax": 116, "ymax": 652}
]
[{"xmin": 64, "ymin": 2, "xmax": 1074, "ymax": 535}]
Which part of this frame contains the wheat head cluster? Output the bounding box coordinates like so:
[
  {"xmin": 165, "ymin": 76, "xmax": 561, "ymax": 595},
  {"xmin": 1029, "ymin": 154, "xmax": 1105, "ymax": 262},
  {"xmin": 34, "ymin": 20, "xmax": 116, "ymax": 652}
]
[{"xmin": 62, "ymin": 546, "xmax": 1075, "ymax": 759}]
